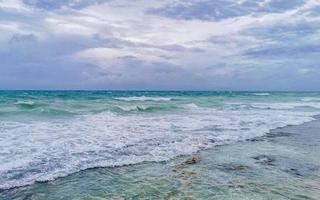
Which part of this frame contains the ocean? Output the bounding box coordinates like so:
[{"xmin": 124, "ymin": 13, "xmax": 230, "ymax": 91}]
[{"xmin": 0, "ymin": 91, "xmax": 320, "ymax": 199}]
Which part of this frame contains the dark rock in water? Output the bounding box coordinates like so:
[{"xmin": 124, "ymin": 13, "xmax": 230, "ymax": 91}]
[
  {"xmin": 208, "ymin": 139, "xmax": 216, "ymax": 143},
  {"xmin": 285, "ymin": 168, "xmax": 303, "ymax": 176},
  {"xmin": 226, "ymin": 165, "xmax": 251, "ymax": 171},
  {"xmin": 178, "ymin": 170, "xmax": 198, "ymax": 177},
  {"xmin": 172, "ymin": 155, "xmax": 201, "ymax": 182},
  {"xmin": 246, "ymin": 137, "xmax": 264, "ymax": 142},
  {"xmin": 266, "ymin": 131, "xmax": 291, "ymax": 138},
  {"xmin": 217, "ymin": 163, "xmax": 252, "ymax": 172},
  {"xmin": 252, "ymin": 155, "xmax": 276, "ymax": 166},
  {"xmin": 184, "ymin": 155, "xmax": 202, "ymax": 165},
  {"xmin": 174, "ymin": 154, "xmax": 202, "ymax": 171}
]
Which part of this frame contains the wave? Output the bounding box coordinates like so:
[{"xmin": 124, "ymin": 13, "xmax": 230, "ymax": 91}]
[
  {"xmin": 14, "ymin": 101, "xmax": 36, "ymax": 109},
  {"xmin": 113, "ymin": 105, "xmax": 177, "ymax": 113},
  {"xmin": 113, "ymin": 103, "xmax": 202, "ymax": 113},
  {"xmin": 252, "ymin": 93, "xmax": 270, "ymax": 96},
  {"xmin": 114, "ymin": 96, "xmax": 172, "ymax": 102},
  {"xmin": 0, "ymin": 107, "xmax": 318, "ymax": 190},
  {"xmin": 3, "ymin": 101, "xmax": 75, "ymax": 117},
  {"xmin": 301, "ymin": 97, "xmax": 320, "ymax": 102},
  {"xmin": 250, "ymin": 103, "xmax": 320, "ymax": 110},
  {"xmin": 183, "ymin": 103, "xmax": 200, "ymax": 109}
]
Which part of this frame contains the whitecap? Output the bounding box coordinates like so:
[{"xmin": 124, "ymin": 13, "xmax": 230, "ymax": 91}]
[
  {"xmin": 114, "ymin": 96, "xmax": 172, "ymax": 102},
  {"xmin": 183, "ymin": 103, "xmax": 200, "ymax": 109},
  {"xmin": 0, "ymin": 106, "xmax": 318, "ymax": 189},
  {"xmin": 14, "ymin": 101, "xmax": 35, "ymax": 106},
  {"xmin": 252, "ymin": 93, "xmax": 270, "ymax": 96}
]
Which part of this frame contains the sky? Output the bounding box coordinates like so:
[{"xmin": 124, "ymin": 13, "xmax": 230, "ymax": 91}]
[{"xmin": 0, "ymin": 0, "xmax": 320, "ymax": 90}]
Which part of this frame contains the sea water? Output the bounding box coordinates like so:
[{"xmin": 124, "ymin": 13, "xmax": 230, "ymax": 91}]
[{"xmin": 0, "ymin": 91, "xmax": 320, "ymax": 191}]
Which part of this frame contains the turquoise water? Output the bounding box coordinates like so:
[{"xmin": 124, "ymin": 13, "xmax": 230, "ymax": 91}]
[
  {"xmin": 2, "ymin": 119, "xmax": 319, "ymax": 200},
  {"xmin": 0, "ymin": 91, "xmax": 320, "ymax": 198}
]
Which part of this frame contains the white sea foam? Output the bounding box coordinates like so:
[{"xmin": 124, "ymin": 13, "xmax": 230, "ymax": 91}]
[
  {"xmin": 251, "ymin": 102, "xmax": 320, "ymax": 109},
  {"xmin": 301, "ymin": 97, "xmax": 320, "ymax": 102},
  {"xmin": 252, "ymin": 93, "xmax": 270, "ymax": 96},
  {"xmin": 14, "ymin": 101, "xmax": 35, "ymax": 106},
  {"xmin": 114, "ymin": 96, "xmax": 172, "ymax": 102},
  {"xmin": 183, "ymin": 103, "xmax": 200, "ymax": 109},
  {"xmin": 0, "ymin": 101, "xmax": 318, "ymax": 190}
]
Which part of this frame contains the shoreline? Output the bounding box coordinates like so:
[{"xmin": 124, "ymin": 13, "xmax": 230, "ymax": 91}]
[
  {"xmin": 1, "ymin": 114, "xmax": 319, "ymax": 191},
  {"xmin": 1, "ymin": 117, "xmax": 320, "ymax": 199}
]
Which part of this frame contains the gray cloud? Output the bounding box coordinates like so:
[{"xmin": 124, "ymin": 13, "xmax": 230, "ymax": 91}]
[
  {"xmin": 0, "ymin": 0, "xmax": 320, "ymax": 90},
  {"xmin": 147, "ymin": 0, "xmax": 306, "ymax": 21},
  {"xmin": 22, "ymin": 0, "xmax": 111, "ymax": 10}
]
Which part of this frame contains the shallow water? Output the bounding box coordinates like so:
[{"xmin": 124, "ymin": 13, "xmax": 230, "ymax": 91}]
[
  {"xmin": 1, "ymin": 117, "xmax": 319, "ymax": 199},
  {"xmin": 0, "ymin": 91, "xmax": 320, "ymax": 196}
]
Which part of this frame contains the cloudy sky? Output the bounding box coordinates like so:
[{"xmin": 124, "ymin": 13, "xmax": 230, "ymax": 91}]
[{"xmin": 0, "ymin": 0, "xmax": 319, "ymax": 90}]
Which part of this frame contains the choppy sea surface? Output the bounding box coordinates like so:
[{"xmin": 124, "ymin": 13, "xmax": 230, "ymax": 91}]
[{"xmin": 0, "ymin": 91, "xmax": 320, "ymax": 192}]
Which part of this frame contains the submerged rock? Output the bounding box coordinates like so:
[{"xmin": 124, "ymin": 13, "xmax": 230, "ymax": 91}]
[
  {"xmin": 266, "ymin": 131, "xmax": 292, "ymax": 138},
  {"xmin": 285, "ymin": 168, "xmax": 303, "ymax": 176},
  {"xmin": 246, "ymin": 137, "xmax": 265, "ymax": 142},
  {"xmin": 184, "ymin": 155, "xmax": 202, "ymax": 165},
  {"xmin": 252, "ymin": 155, "xmax": 276, "ymax": 166},
  {"xmin": 217, "ymin": 163, "xmax": 252, "ymax": 172},
  {"xmin": 174, "ymin": 154, "xmax": 202, "ymax": 170},
  {"xmin": 178, "ymin": 170, "xmax": 198, "ymax": 177},
  {"xmin": 173, "ymin": 154, "xmax": 202, "ymax": 182}
]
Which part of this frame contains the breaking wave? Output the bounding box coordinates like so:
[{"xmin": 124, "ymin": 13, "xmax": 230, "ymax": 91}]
[
  {"xmin": 252, "ymin": 93, "xmax": 270, "ymax": 96},
  {"xmin": 0, "ymin": 109, "xmax": 318, "ymax": 189},
  {"xmin": 1, "ymin": 91, "xmax": 320, "ymax": 190},
  {"xmin": 14, "ymin": 101, "xmax": 36, "ymax": 109},
  {"xmin": 114, "ymin": 96, "xmax": 173, "ymax": 102}
]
